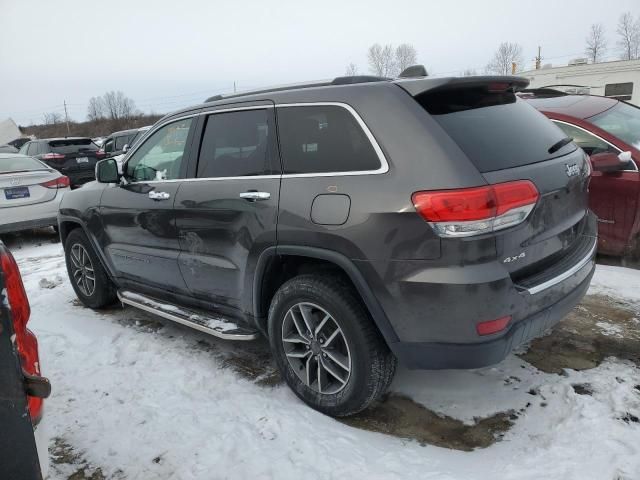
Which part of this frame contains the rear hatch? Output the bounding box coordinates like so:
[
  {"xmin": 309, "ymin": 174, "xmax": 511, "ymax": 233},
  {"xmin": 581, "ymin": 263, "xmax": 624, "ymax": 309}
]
[
  {"xmin": 409, "ymin": 78, "xmax": 592, "ymax": 280},
  {"xmin": 46, "ymin": 138, "xmax": 100, "ymax": 174},
  {"xmin": 0, "ymin": 157, "xmax": 59, "ymax": 208}
]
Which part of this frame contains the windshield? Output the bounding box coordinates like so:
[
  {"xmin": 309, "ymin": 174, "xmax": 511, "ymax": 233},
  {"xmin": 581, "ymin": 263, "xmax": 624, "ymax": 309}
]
[
  {"xmin": 590, "ymin": 102, "xmax": 640, "ymax": 150},
  {"xmin": 0, "ymin": 156, "xmax": 48, "ymax": 174}
]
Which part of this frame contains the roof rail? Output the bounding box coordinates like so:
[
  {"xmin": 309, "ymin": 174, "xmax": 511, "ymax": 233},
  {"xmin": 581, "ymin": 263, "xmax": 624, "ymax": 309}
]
[{"xmin": 204, "ymin": 76, "xmax": 389, "ymax": 103}]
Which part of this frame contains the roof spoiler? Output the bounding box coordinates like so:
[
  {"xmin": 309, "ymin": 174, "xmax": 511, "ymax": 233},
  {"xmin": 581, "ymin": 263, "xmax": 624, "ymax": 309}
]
[{"xmin": 396, "ymin": 76, "xmax": 530, "ymax": 97}]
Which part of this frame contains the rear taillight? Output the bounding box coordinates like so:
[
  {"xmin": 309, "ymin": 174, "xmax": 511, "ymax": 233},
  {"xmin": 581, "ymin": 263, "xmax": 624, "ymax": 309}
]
[
  {"xmin": 96, "ymin": 149, "xmax": 106, "ymax": 159},
  {"xmin": 412, "ymin": 180, "xmax": 539, "ymax": 237},
  {"xmin": 42, "ymin": 153, "xmax": 65, "ymax": 161},
  {"xmin": 40, "ymin": 176, "xmax": 70, "ymax": 189},
  {"xmin": 0, "ymin": 247, "xmax": 44, "ymax": 423}
]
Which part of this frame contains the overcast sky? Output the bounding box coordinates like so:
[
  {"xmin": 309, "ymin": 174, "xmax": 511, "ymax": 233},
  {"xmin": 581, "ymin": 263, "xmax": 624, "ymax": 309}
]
[{"xmin": 1, "ymin": 0, "xmax": 638, "ymax": 125}]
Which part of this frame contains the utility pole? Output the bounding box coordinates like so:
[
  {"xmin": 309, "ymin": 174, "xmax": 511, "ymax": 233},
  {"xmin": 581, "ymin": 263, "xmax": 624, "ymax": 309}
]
[
  {"xmin": 63, "ymin": 100, "xmax": 70, "ymax": 136},
  {"xmin": 233, "ymin": 81, "xmax": 236, "ymax": 93},
  {"xmin": 535, "ymin": 46, "xmax": 542, "ymax": 70}
]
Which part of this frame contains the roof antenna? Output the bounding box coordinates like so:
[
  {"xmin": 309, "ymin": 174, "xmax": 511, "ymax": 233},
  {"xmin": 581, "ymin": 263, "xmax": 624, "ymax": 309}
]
[{"xmin": 398, "ymin": 65, "xmax": 428, "ymax": 78}]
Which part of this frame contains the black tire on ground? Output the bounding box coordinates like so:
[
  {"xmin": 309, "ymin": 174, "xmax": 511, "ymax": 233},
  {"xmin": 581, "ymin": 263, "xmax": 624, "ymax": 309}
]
[
  {"xmin": 268, "ymin": 274, "xmax": 397, "ymax": 417},
  {"xmin": 64, "ymin": 228, "xmax": 117, "ymax": 308}
]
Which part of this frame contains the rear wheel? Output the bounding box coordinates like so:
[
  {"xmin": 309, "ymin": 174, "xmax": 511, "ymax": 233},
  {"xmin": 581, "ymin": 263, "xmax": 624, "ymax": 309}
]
[
  {"xmin": 268, "ymin": 274, "xmax": 396, "ymax": 417},
  {"xmin": 64, "ymin": 229, "xmax": 117, "ymax": 308}
]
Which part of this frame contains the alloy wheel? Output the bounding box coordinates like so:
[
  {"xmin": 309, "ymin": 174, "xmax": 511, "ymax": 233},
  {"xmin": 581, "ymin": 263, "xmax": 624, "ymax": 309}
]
[
  {"xmin": 70, "ymin": 243, "xmax": 96, "ymax": 296},
  {"xmin": 281, "ymin": 302, "xmax": 352, "ymax": 394}
]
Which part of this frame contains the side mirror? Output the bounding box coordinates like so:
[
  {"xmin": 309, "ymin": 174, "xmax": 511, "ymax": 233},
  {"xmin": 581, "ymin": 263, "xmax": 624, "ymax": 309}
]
[
  {"xmin": 122, "ymin": 144, "xmax": 129, "ymax": 153},
  {"xmin": 95, "ymin": 158, "xmax": 120, "ymax": 183},
  {"xmin": 590, "ymin": 151, "xmax": 630, "ymax": 172}
]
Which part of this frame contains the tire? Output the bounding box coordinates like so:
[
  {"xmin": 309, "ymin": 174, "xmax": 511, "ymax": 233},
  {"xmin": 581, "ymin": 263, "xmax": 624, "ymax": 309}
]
[
  {"xmin": 268, "ymin": 274, "xmax": 397, "ymax": 417},
  {"xmin": 64, "ymin": 229, "xmax": 117, "ymax": 308}
]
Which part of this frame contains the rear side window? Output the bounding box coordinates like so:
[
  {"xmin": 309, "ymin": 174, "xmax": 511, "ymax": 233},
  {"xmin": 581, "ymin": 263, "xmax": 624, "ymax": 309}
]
[
  {"xmin": 417, "ymin": 88, "xmax": 571, "ymax": 172},
  {"xmin": 552, "ymin": 121, "xmax": 616, "ymax": 156},
  {"xmin": 49, "ymin": 139, "xmax": 98, "ymax": 154},
  {"xmin": 26, "ymin": 143, "xmax": 38, "ymax": 155},
  {"xmin": 277, "ymin": 105, "xmax": 381, "ymax": 174},
  {"xmin": 197, "ymin": 109, "xmax": 277, "ymax": 178}
]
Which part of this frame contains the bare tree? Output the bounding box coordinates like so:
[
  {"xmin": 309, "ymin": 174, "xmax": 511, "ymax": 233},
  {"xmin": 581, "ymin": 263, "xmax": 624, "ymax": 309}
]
[
  {"xmin": 102, "ymin": 91, "xmax": 137, "ymax": 120},
  {"xmin": 345, "ymin": 63, "xmax": 359, "ymax": 76},
  {"xmin": 585, "ymin": 23, "xmax": 607, "ymax": 63},
  {"xmin": 616, "ymin": 12, "xmax": 640, "ymax": 60},
  {"xmin": 462, "ymin": 68, "xmax": 477, "ymax": 76},
  {"xmin": 368, "ymin": 43, "xmax": 396, "ymax": 77},
  {"xmin": 486, "ymin": 42, "xmax": 524, "ymax": 75},
  {"xmin": 43, "ymin": 112, "xmax": 63, "ymax": 125},
  {"xmin": 87, "ymin": 96, "xmax": 105, "ymax": 121},
  {"xmin": 395, "ymin": 43, "xmax": 417, "ymax": 74}
]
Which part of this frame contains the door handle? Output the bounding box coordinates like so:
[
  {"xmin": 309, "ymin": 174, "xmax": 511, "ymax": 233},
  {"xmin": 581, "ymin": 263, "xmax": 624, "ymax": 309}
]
[
  {"xmin": 149, "ymin": 191, "xmax": 171, "ymax": 201},
  {"xmin": 239, "ymin": 191, "xmax": 271, "ymax": 201}
]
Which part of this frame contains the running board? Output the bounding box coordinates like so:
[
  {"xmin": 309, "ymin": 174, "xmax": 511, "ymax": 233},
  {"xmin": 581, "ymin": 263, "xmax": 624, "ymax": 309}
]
[{"xmin": 117, "ymin": 290, "xmax": 259, "ymax": 341}]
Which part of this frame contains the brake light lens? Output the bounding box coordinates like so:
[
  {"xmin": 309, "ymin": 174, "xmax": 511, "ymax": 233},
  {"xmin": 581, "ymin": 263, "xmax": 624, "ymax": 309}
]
[
  {"xmin": 40, "ymin": 175, "xmax": 70, "ymax": 189},
  {"xmin": 0, "ymin": 247, "xmax": 44, "ymax": 423},
  {"xmin": 476, "ymin": 315, "xmax": 512, "ymax": 336},
  {"xmin": 96, "ymin": 149, "xmax": 106, "ymax": 159},
  {"xmin": 42, "ymin": 153, "xmax": 65, "ymax": 161},
  {"xmin": 412, "ymin": 180, "xmax": 539, "ymax": 237}
]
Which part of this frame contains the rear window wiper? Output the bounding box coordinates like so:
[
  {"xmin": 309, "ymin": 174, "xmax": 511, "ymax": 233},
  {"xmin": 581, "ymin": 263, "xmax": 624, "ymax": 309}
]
[{"xmin": 548, "ymin": 137, "xmax": 573, "ymax": 154}]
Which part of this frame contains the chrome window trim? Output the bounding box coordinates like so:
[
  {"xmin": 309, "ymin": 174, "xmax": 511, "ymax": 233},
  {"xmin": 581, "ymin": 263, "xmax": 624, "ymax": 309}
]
[
  {"xmin": 276, "ymin": 102, "xmax": 389, "ymax": 178},
  {"xmin": 523, "ymin": 238, "xmax": 597, "ymax": 295},
  {"xmin": 552, "ymin": 119, "xmax": 638, "ymax": 172},
  {"xmin": 123, "ymin": 102, "xmax": 389, "ymax": 184}
]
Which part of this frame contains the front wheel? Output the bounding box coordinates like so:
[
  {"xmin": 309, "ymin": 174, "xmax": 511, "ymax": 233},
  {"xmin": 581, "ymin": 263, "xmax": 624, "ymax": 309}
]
[
  {"xmin": 268, "ymin": 274, "xmax": 396, "ymax": 417},
  {"xmin": 64, "ymin": 228, "xmax": 117, "ymax": 308}
]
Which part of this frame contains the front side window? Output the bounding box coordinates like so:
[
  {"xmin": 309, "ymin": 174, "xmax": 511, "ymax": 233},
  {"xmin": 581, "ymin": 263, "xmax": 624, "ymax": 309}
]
[
  {"xmin": 197, "ymin": 109, "xmax": 276, "ymax": 178},
  {"xmin": 125, "ymin": 118, "xmax": 193, "ymax": 182},
  {"xmin": 277, "ymin": 105, "xmax": 381, "ymax": 174}
]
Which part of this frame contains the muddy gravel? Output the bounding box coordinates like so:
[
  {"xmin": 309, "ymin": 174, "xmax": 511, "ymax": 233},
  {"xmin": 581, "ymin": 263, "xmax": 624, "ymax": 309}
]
[{"xmin": 519, "ymin": 294, "xmax": 640, "ymax": 374}]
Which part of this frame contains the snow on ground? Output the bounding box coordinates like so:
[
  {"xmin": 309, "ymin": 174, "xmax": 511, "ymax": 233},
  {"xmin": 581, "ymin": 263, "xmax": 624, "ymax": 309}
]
[{"xmin": 6, "ymin": 234, "xmax": 640, "ymax": 480}]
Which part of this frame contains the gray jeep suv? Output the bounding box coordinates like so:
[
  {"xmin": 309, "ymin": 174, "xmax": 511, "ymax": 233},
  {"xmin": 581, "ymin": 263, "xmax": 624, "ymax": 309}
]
[{"xmin": 58, "ymin": 73, "xmax": 596, "ymax": 416}]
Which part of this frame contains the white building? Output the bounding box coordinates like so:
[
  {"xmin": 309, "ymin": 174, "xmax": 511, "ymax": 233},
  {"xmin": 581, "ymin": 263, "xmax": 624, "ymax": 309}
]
[
  {"xmin": 520, "ymin": 58, "xmax": 640, "ymax": 106},
  {"xmin": 0, "ymin": 118, "xmax": 22, "ymax": 145}
]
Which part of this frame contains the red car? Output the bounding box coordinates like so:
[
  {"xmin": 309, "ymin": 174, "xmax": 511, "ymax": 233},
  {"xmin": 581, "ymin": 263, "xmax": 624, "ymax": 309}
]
[
  {"xmin": 524, "ymin": 92, "xmax": 640, "ymax": 257},
  {"xmin": 0, "ymin": 242, "xmax": 51, "ymax": 478}
]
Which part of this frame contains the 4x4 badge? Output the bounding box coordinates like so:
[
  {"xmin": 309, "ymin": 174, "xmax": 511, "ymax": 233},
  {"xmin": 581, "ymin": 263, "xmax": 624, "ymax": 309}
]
[
  {"xmin": 503, "ymin": 252, "xmax": 526, "ymax": 263},
  {"xmin": 565, "ymin": 163, "xmax": 580, "ymax": 177}
]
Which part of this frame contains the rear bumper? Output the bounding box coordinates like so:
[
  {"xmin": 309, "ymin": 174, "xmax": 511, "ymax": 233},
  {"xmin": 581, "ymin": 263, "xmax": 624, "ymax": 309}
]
[
  {"xmin": 391, "ymin": 266, "xmax": 594, "ymax": 369},
  {"xmin": 354, "ymin": 213, "xmax": 598, "ymax": 370},
  {"xmin": 0, "ymin": 192, "xmax": 64, "ymax": 234}
]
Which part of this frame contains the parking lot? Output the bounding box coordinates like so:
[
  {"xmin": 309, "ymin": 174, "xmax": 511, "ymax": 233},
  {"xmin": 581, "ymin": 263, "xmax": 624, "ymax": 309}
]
[{"xmin": 3, "ymin": 228, "xmax": 639, "ymax": 480}]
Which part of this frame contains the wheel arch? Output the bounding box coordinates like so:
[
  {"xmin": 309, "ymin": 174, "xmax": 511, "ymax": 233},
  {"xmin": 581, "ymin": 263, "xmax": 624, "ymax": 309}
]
[
  {"xmin": 58, "ymin": 216, "xmax": 117, "ymax": 282},
  {"xmin": 253, "ymin": 246, "xmax": 399, "ymax": 346}
]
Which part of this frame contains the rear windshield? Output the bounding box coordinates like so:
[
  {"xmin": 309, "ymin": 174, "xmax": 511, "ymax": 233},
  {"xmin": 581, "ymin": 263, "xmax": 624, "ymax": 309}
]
[
  {"xmin": 0, "ymin": 156, "xmax": 48, "ymax": 174},
  {"xmin": 417, "ymin": 88, "xmax": 573, "ymax": 172},
  {"xmin": 49, "ymin": 139, "xmax": 98, "ymax": 154}
]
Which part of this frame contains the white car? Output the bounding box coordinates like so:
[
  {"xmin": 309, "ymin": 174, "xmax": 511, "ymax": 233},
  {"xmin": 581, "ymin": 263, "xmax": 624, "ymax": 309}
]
[{"xmin": 0, "ymin": 153, "xmax": 70, "ymax": 234}]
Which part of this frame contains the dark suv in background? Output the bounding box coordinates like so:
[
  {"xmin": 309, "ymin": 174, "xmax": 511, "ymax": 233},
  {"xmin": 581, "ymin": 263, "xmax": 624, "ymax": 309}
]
[
  {"xmin": 19, "ymin": 137, "xmax": 104, "ymax": 187},
  {"xmin": 58, "ymin": 73, "xmax": 596, "ymax": 416}
]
